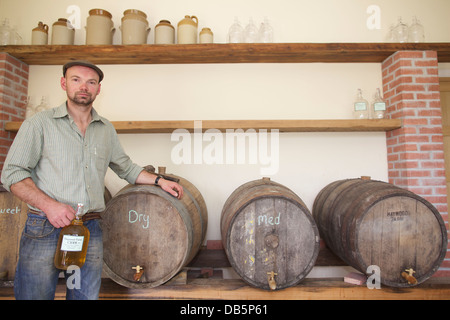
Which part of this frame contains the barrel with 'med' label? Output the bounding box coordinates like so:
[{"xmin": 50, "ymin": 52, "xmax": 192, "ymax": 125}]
[
  {"xmin": 101, "ymin": 167, "xmax": 207, "ymax": 288},
  {"xmin": 312, "ymin": 177, "xmax": 447, "ymax": 288},
  {"xmin": 221, "ymin": 178, "xmax": 320, "ymax": 290}
]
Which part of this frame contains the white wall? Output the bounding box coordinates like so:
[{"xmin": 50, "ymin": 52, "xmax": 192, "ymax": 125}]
[{"xmin": 2, "ymin": 0, "xmax": 450, "ymax": 244}]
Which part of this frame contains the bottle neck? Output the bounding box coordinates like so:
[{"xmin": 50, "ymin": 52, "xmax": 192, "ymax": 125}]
[{"xmin": 71, "ymin": 217, "xmax": 84, "ymax": 225}]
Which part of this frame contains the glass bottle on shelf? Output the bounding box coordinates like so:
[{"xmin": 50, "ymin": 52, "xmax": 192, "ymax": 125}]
[
  {"xmin": 243, "ymin": 17, "xmax": 258, "ymax": 43},
  {"xmin": 353, "ymin": 89, "xmax": 369, "ymax": 119},
  {"xmin": 35, "ymin": 96, "xmax": 48, "ymax": 113},
  {"xmin": 408, "ymin": 16, "xmax": 425, "ymax": 43},
  {"xmin": 258, "ymin": 17, "xmax": 273, "ymax": 43},
  {"xmin": 54, "ymin": 203, "xmax": 90, "ymax": 270},
  {"xmin": 386, "ymin": 24, "xmax": 396, "ymax": 42},
  {"xmin": 9, "ymin": 25, "xmax": 23, "ymax": 45},
  {"xmin": 228, "ymin": 17, "xmax": 243, "ymax": 43},
  {"xmin": 393, "ymin": 17, "xmax": 408, "ymax": 43},
  {"xmin": 371, "ymin": 88, "xmax": 386, "ymax": 119},
  {"xmin": 0, "ymin": 19, "xmax": 11, "ymax": 45},
  {"xmin": 25, "ymin": 96, "xmax": 36, "ymax": 119}
]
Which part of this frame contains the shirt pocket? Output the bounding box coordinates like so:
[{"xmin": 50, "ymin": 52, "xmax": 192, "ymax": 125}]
[{"xmin": 91, "ymin": 144, "xmax": 109, "ymax": 172}]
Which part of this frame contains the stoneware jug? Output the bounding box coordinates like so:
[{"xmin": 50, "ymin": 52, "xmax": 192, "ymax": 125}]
[
  {"xmin": 120, "ymin": 9, "xmax": 150, "ymax": 45},
  {"xmin": 51, "ymin": 18, "xmax": 75, "ymax": 45},
  {"xmin": 86, "ymin": 8, "xmax": 115, "ymax": 45},
  {"xmin": 177, "ymin": 15, "xmax": 198, "ymax": 44},
  {"xmin": 199, "ymin": 27, "xmax": 213, "ymax": 43},
  {"xmin": 31, "ymin": 21, "xmax": 48, "ymax": 45},
  {"xmin": 154, "ymin": 19, "xmax": 175, "ymax": 44}
]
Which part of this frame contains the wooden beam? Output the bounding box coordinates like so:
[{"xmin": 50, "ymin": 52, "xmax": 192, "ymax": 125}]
[
  {"xmin": 1, "ymin": 43, "xmax": 450, "ymax": 65},
  {"xmin": 5, "ymin": 119, "xmax": 402, "ymax": 134}
]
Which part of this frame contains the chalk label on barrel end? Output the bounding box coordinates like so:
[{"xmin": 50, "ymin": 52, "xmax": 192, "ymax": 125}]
[
  {"xmin": 0, "ymin": 206, "xmax": 21, "ymax": 215},
  {"xmin": 128, "ymin": 209, "xmax": 150, "ymax": 229},
  {"xmin": 257, "ymin": 212, "xmax": 281, "ymax": 226}
]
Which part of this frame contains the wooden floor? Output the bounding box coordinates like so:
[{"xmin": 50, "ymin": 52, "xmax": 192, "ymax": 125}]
[
  {"xmin": 1, "ymin": 275, "xmax": 450, "ymax": 300},
  {"xmin": 1, "ymin": 245, "xmax": 449, "ymax": 300}
]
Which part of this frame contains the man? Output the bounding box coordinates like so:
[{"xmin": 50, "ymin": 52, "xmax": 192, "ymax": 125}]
[{"xmin": 1, "ymin": 60, "xmax": 183, "ymax": 300}]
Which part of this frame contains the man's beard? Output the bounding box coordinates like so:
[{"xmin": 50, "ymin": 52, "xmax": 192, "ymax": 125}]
[{"xmin": 69, "ymin": 91, "xmax": 95, "ymax": 106}]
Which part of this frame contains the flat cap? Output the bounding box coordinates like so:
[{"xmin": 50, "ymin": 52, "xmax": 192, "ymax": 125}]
[{"xmin": 63, "ymin": 60, "xmax": 104, "ymax": 82}]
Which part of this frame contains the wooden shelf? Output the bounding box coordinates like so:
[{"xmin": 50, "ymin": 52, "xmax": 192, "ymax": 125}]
[
  {"xmin": 1, "ymin": 43, "xmax": 450, "ymax": 65},
  {"xmin": 5, "ymin": 119, "xmax": 402, "ymax": 134}
]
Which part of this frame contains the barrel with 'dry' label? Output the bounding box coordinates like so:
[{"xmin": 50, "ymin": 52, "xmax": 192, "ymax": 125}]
[
  {"xmin": 312, "ymin": 178, "xmax": 448, "ymax": 288},
  {"xmin": 101, "ymin": 168, "xmax": 207, "ymax": 288},
  {"xmin": 221, "ymin": 178, "xmax": 320, "ymax": 290}
]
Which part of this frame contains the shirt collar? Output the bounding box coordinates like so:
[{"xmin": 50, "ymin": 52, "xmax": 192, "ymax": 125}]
[{"xmin": 53, "ymin": 102, "xmax": 104, "ymax": 123}]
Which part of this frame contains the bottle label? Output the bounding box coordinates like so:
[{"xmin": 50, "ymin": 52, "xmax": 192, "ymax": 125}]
[
  {"xmin": 61, "ymin": 235, "xmax": 84, "ymax": 252},
  {"xmin": 374, "ymin": 102, "xmax": 386, "ymax": 111},
  {"xmin": 354, "ymin": 102, "xmax": 367, "ymax": 111}
]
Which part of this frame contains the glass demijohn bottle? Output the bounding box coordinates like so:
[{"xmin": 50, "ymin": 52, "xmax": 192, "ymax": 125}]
[
  {"xmin": 353, "ymin": 89, "xmax": 369, "ymax": 119},
  {"xmin": 371, "ymin": 88, "xmax": 386, "ymax": 119},
  {"xmin": 393, "ymin": 17, "xmax": 408, "ymax": 43},
  {"xmin": 0, "ymin": 19, "xmax": 11, "ymax": 45},
  {"xmin": 243, "ymin": 18, "xmax": 258, "ymax": 43},
  {"xmin": 228, "ymin": 17, "xmax": 243, "ymax": 43},
  {"xmin": 408, "ymin": 16, "xmax": 425, "ymax": 43},
  {"xmin": 258, "ymin": 17, "xmax": 274, "ymax": 43},
  {"xmin": 54, "ymin": 203, "xmax": 90, "ymax": 270}
]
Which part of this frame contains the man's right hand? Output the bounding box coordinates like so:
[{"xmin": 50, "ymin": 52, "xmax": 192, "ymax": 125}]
[
  {"xmin": 10, "ymin": 178, "xmax": 76, "ymax": 228},
  {"xmin": 44, "ymin": 202, "xmax": 76, "ymax": 228}
]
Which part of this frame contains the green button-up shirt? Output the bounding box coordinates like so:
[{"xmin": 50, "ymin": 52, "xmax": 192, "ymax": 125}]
[{"xmin": 1, "ymin": 103, "xmax": 143, "ymax": 212}]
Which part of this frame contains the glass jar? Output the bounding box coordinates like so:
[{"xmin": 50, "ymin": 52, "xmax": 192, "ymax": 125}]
[
  {"xmin": 228, "ymin": 17, "xmax": 243, "ymax": 43},
  {"xmin": 408, "ymin": 16, "xmax": 425, "ymax": 43},
  {"xmin": 0, "ymin": 19, "xmax": 11, "ymax": 45},
  {"xmin": 353, "ymin": 89, "xmax": 369, "ymax": 119}
]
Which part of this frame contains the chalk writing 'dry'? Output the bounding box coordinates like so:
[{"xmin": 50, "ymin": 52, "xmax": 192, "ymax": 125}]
[
  {"xmin": 0, "ymin": 207, "xmax": 21, "ymax": 215},
  {"xmin": 257, "ymin": 212, "xmax": 281, "ymax": 226},
  {"xmin": 128, "ymin": 209, "xmax": 149, "ymax": 229}
]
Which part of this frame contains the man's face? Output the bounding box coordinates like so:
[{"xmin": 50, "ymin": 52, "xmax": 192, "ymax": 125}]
[{"xmin": 61, "ymin": 65, "xmax": 101, "ymax": 107}]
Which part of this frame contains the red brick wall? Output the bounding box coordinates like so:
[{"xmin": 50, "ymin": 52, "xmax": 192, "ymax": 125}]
[
  {"xmin": 382, "ymin": 50, "xmax": 449, "ymax": 276},
  {"xmin": 0, "ymin": 53, "xmax": 28, "ymax": 171}
]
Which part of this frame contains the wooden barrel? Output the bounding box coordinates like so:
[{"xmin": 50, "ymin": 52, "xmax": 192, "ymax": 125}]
[
  {"xmin": 312, "ymin": 177, "xmax": 448, "ymax": 288},
  {"xmin": 101, "ymin": 168, "xmax": 207, "ymax": 288},
  {"xmin": 0, "ymin": 185, "xmax": 28, "ymax": 280},
  {"xmin": 221, "ymin": 178, "xmax": 320, "ymax": 290}
]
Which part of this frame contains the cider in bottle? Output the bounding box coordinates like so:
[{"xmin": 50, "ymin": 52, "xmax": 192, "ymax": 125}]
[{"xmin": 54, "ymin": 203, "xmax": 90, "ymax": 270}]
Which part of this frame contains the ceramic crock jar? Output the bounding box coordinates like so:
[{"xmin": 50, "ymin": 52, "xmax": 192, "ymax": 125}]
[
  {"xmin": 154, "ymin": 20, "xmax": 175, "ymax": 44},
  {"xmin": 51, "ymin": 18, "xmax": 75, "ymax": 45},
  {"xmin": 31, "ymin": 21, "xmax": 48, "ymax": 45},
  {"xmin": 86, "ymin": 8, "xmax": 115, "ymax": 45},
  {"xmin": 199, "ymin": 27, "xmax": 213, "ymax": 43},
  {"xmin": 120, "ymin": 9, "xmax": 150, "ymax": 45},
  {"xmin": 177, "ymin": 15, "xmax": 198, "ymax": 44}
]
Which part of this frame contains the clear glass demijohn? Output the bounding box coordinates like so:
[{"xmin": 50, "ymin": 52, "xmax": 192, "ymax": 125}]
[
  {"xmin": 243, "ymin": 17, "xmax": 259, "ymax": 43},
  {"xmin": 0, "ymin": 18, "xmax": 11, "ymax": 45},
  {"xmin": 228, "ymin": 17, "xmax": 243, "ymax": 43},
  {"xmin": 393, "ymin": 17, "xmax": 408, "ymax": 43},
  {"xmin": 258, "ymin": 17, "xmax": 273, "ymax": 43},
  {"xmin": 408, "ymin": 16, "xmax": 425, "ymax": 43}
]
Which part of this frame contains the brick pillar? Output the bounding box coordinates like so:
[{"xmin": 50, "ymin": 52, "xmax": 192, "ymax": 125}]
[
  {"xmin": 0, "ymin": 53, "xmax": 28, "ymax": 172},
  {"xmin": 382, "ymin": 51, "xmax": 449, "ymax": 276}
]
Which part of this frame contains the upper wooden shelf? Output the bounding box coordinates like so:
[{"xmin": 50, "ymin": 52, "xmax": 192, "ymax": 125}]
[
  {"xmin": 1, "ymin": 43, "xmax": 450, "ymax": 65},
  {"xmin": 5, "ymin": 119, "xmax": 402, "ymax": 134}
]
